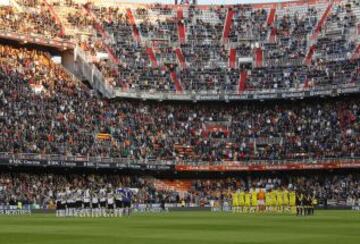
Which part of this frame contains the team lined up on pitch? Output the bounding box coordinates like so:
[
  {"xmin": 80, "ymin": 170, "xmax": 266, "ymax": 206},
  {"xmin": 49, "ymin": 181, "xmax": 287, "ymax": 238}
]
[
  {"xmin": 55, "ymin": 187, "xmax": 134, "ymax": 218},
  {"xmin": 231, "ymin": 189, "xmax": 316, "ymax": 216}
]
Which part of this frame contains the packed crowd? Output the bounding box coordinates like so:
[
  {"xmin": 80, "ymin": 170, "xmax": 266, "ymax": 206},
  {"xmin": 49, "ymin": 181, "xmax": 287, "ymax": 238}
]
[
  {"xmin": 0, "ymin": 4, "xmax": 64, "ymax": 39},
  {"xmin": 0, "ymin": 171, "xmax": 358, "ymax": 209},
  {"xmin": 2, "ymin": 44, "xmax": 360, "ymax": 162}
]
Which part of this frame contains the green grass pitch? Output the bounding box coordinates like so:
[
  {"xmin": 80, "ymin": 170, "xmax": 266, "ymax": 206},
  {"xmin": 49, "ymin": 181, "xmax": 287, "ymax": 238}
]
[{"xmin": 0, "ymin": 211, "xmax": 359, "ymax": 244}]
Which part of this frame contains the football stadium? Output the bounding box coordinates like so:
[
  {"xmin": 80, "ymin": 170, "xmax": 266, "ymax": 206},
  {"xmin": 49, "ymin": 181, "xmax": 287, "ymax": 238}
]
[{"xmin": 0, "ymin": 0, "xmax": 360, "ymax": 243}]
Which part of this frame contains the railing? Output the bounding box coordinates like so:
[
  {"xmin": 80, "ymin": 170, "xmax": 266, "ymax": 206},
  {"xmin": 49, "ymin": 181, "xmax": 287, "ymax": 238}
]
[
  {"xmin": 262, "ymin": 57, "xmax": 304, "ymax": 67},
  {"xmin": 114, "ymin": 82, "xmax": 360, "ymax": 101},
  {"xmin": 313, "ymin": 52, "xmax": 351, "ymax": 61}
]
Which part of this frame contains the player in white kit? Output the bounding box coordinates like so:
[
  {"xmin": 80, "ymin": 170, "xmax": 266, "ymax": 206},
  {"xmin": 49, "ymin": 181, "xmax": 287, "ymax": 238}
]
[
  {"xmin": 56, "ymin": 190, "xmax": 66, "ymax": 217},
  {"xmin": 66, "ymin": 188, "xmax": 76, "ymax": 217},
  {"xmin": 115, "ymin": 188, "xmax": 123, "ymax": 217},
  {"xmin": 107, "ymin": 188, "xmax": 115, "ymax": 217},
  {"xmin": 83, "ymin": 188, "xmax": 91, "ymax": 217},
  {"xmin": 91, "ymin": 190, "xmax": 100, "ymax": 217},
  {"xmin": 99, "ymin": 187, "xmax": 107, "ymax": 217},
  {"xmin": 75, "ymin": 189, "xmax": 83, "ymax": 217},
  {"xmin": 60, "ymin": 190, "xmax": 67, "ymax": 217}
]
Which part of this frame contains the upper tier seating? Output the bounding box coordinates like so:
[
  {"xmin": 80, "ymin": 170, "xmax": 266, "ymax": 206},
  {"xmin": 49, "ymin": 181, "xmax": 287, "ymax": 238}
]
[
  {"xmin": 78, "ymin": 0, "xmax": 360, "ymax": 94},
  {"xmin": 2, "ymin": 0, "xmax": 358, "ymax": 96}
]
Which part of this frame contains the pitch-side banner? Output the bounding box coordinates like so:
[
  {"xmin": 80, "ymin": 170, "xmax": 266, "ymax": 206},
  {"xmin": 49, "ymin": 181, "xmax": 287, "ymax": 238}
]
[
  {"xmin": 2, "ymin": 158, "xmax": 360, "ymax": 172},
  {"xmin": 175, "ymin": 162, "xmax": 360, "ymax": 172},
  {"xmin": 0, "ymin": 158, "xmax": 173, "ymax": 171}
]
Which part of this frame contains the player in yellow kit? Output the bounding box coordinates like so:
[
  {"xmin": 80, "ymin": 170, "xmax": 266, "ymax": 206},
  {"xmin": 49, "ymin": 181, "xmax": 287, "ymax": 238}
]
[
  {"xmin": 250, "ymin": 189, "xmax": 258, "ymax": 213},
  {"xmin": 265, "ymin": 190, "xmax": 272, "ymax": 212},
  {"xmin": 283, "ymin": 188, "xmax": 290, "ymax": 212},
  {"xmin": 230, "ymin": 187, "xmax": 305, "ymax": 215},
  {"xmin": 238, "ymin": 190, "xmax": 245, "ymax": 213},
  {"xmin": 244, "ymin": 191, "xmax": 251, "ymax": 213},
  {"xmin": 270, "ymin": 189, "xmax": 277, "ymax": 212},
  {"xmin": 289, "ymin": 190, "xmax": 296, "ymax": 214},
  {"xmin": 276, "ymin": 189, "xmax": 283, "ymax": 212},
  {"xmin": 232, "ymin": 191, "xmax": 239, "ymax": 213}
]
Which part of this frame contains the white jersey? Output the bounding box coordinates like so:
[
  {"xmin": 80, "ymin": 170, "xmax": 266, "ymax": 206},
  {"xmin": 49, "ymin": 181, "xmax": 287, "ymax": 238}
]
[
  {"xmin": 100, "ymin": 189, "xmax": 107, "ymax": 202},
  {"xmin": 107, "ymin": 191, "xmax": 114, "ymax": 205},
  {"xmin": 61, "ymin": 192, "xmax": 67, "ymax": 205},
  {"xmin": 56, "ymin": 192, "xmax": 61, "ymax": 202},
  {"xmin": 66, "ymin": 190, "xmax": 75, "ymax": 204},
  {"xmin": 76, "ymin": 189, "xmax": 83, "ymax": 202},
  {"xmin": 115, "ymin": 189, "xmax": 123, "ymax": 201},
  {"xmin": 84, "ymin": 189, "xmax": 91, "ymax": 203},
  {"xmin": 92, "ymin": 192, "xmax": 99, "ymax": 204},
  {"xmin": 58, "ymin": 192, "xmax": 66, "ymax": 204}
]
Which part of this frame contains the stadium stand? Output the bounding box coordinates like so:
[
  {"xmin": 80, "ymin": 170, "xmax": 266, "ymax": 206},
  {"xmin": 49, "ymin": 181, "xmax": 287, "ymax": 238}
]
[
  {"xmin": 5, "ymin": 0, "xmax": 354, "ymax": 96},
  {"xmin": 0, "ymin": 0, "xmax": 359, "ymax": 212},
  {"xmin": 65, "ymin": 0, "xmax": 359, "ymax": 94},
  {"xmin": 0, "ymin": 41, "xmax": 359, "ymax": 162}
]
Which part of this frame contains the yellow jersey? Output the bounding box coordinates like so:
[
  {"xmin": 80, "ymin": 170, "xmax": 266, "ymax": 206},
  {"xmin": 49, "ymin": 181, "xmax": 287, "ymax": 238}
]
[
  {"xmin": 251, "ymin": 191, "xmax": 258, "ymax": 206},
  {"xmin": 290, "ymin": 191, "xmax": 296, "ymax": 206},
  {"xmin": 265, "ymin": 192, "xmax": 271, "ymax": 206},
  {"xmin": 232, "ymin": 193, "xmax": 238, "ymax": 207},
  {"xmin": 283, "ymin": 190, "xmax": 289, "ymax": 205},
  {"xmin": 271, "ymin": 190, "xmax": 277, "ymax": 206},
  {"xmin": 238, "ymin": 192, "xmax": 245, "ymax": 206},
  {"xmin": 277, "ymin": 191, "xmax": 283, "ymax": 205},
  {"xmin": 245, "ymin": 193, "xmax": 251, "ymax": 206}
]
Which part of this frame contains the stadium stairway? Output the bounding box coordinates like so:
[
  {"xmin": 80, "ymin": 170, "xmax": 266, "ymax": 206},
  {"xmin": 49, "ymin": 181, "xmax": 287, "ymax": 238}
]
[
  {"xmin": 268, "ymin": 27, "xmax": 277, "ymax": 43},
  {"xmin": 311, "ymin": 1, "xmax": 334, "ymax": 40},
  {"xmin": 53, "ymin": 5, "xmax": 82, "ymax": 37},
  {"xmin": 177, "ymin": 8, "xmax": 186, "ymax": 44},
  {"xmin": 254, "ymin": 48, "xmax": 263, "ymax": 68},
  {"xmin": 229, "ymin": 48, "xmax": 236, "ymax": 69},
  {"xmin": 41, "ymin": 0, "xmax": 65, "ymax": 37},
  {"xmin": 302, "ymin": 1, "xmax": 333, "ymax": 66},
  {"xmin": 266, "ymin": 8, "xmax": 276, "ymax": 43},
  {"xmin": 222, "ymin": 8, "xmax": 234, "ymax": 42},
  {"xmin": 104, "ymin": 45, "xmax": 122, "ymax": 66},
  {"xmin": 83, "ymin": 4, "xmax": 110, "ymax": 40},
  {"xmin": 267, "ymin": 8, "xmax": 276, "ymax": 26},
  {"xmin": 146, "ymin": 47, "xmax": 159, "ymax": 68},
  {"xmin": 170, "ymin": 71, "xmax": 184, "ymax": 93},
  {"xmin": 175, "ymin": 48, "xmax": 186, "ymax": 69},
  {"xmin": 52, "ymin": 3, "xmax": 95, "ymax": 39},
  {"xmin": 126, "ymin": 8, "xmax": 141, "ymax": 42},
  {"xmin": 304, "ymin": 45, "xmax": 316, "ymax": 65},
  {"xmin": 83, "ymin": 5, "xmax": 123, "ymax": 68},
  {"xmin": 238, "ymin": 70, "xmax": 248, "ymax": 93}
]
